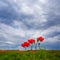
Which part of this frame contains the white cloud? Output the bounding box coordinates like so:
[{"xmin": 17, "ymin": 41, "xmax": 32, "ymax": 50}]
[
  {"xmin": 5, "ymin": 41, "xmax": 14, "ymax": 44},
  {"xmin": 0, "ymin": 21, "xmax": 60, "ymax": 41},
  {"xmin": 0, "ymin": 1, "xmax": 8, "ymax": 9},
  {"xmin": 41, "ymin": 25, "xmax": 60, "ymax": 36},
  {"xmin": 39, "ymin": 0, "xmax": 48, "ymax": 3},
  {"xmin": 0, "ymin": 0, "xmax": 60, "ymax": 49},
  {"xmin": 0, "ymin": 20, "xmax": 60, "ymax": 49},
  {"xmin": 11, "ymin": 0, "xmax": 48, "ymax": 25},
  {"xmin": 20, "ymin": 3, "xmax": 34, "ymax": 14},
  {"xmin": 0, "ymin": 23, "xmax": 26, "ymax": 38},
  {"xmin": 12, "ymin": 20, "xmax": 28, "ymax": 29},
  {"xmin": 44, "ymin": 34, "xmax": 60, "ymax": 44}
]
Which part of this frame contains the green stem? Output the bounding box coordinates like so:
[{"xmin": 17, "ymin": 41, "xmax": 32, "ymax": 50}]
[
  {"xmin": 35, "ymin": 43, "xmax": 37, "ymax": 50},
  {"xmin": 31, "ymin": 44, "xmax": 33, "ymax": 50},
  {"xmin": 25, "ymin": 47, "xmax": 26, "ymax": 50},
  {"xmin": 38, "ymin": 43, "xmax": 40, "ymax": 50},
  {"xmin": 37, "ymin": 41, "xmax": 40, "ymax": 50}
]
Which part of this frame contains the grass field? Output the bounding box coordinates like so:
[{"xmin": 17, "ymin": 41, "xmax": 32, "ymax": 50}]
[{"xmin": 0, "ymin": 50, "xmax": 60, "ymax": 60}]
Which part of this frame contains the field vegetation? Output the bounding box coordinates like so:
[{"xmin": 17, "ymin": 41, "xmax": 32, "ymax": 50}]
[{"xmin": 0, "ymin": 50, "xmax": 60, "ymax": 60}]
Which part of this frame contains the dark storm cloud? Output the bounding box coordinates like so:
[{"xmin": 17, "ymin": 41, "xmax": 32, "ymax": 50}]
[
  {"xmin": 0, "ymin": 0, "xmax": 19, "ymax": 24},
  {"xmin": 0, "ymin": 0, "xmax": 60, "ymax": 50}
]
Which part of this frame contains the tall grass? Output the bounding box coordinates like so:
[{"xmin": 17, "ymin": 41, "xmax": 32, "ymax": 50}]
[{"xmin": 0, "ymin": 50, "xmax": 60, "ymax": 60}]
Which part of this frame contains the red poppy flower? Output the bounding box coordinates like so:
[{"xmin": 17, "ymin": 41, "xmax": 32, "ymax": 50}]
[
  {"xmin": 37, "ymin": 36, "xmax": 44, "ymax": 42},
  {"xmin": 28, "ymin": 39, "xmax": 35, "ymax": 44},
  {"xmin": 24, "ymin": 42, "xmax": 30, "ymax": 47},
  {"xmin": 21, "ymin": 43, "xmax": 25, "ymax": 48}
]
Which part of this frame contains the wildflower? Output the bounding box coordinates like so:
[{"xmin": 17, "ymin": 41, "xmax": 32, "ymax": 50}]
[
  {"xmin": 37, "ymin": 36, "xmax": 44, "ymax": 49},
  {"xmin": 37, "ymin": 36, "xmax": 44, "ymax": 42},
  {"xmin": 21, "ymin": 42, "xmax": 30, "ymax": 50}
]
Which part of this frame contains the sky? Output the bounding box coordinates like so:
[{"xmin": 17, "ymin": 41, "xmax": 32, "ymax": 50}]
[{"xmin": 0, "ymin": 0, "xmax": 60, "ymax": 50}]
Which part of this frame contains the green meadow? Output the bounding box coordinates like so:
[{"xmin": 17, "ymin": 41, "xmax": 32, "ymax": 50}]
[{"xmin": 0, "ymin": 50, "xmax": 60, "ymax": 60}]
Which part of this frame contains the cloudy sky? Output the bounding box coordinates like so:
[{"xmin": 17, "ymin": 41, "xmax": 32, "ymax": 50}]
[{"xmin": 0, "ymin": 0, "xmax": 60, "ymax": 50}]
